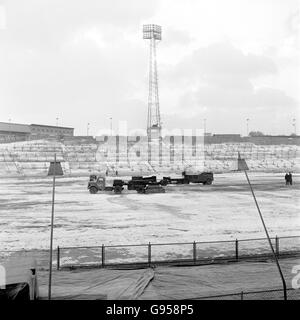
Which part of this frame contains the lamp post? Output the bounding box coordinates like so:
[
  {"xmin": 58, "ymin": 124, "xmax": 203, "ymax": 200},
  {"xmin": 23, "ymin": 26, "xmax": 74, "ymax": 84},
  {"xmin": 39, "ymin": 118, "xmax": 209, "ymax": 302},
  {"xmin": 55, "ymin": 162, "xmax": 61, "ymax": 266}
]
[
  {"xmin": 203, "ymin": 118, "xmax": 206, "ymax": 136},
  {"xmin": 246, "ymin": 118, "xmax": 249, "ymax": 136},
  {"xmin": 47, "ymin": 154, "xmax": 63, "ymax": 300},
  {"xmin": 237, "ymin": 152, "xmax": 287, "ymax": 300},
  {"xmin": 292, "ymin": 118, "xmax": 296, "ymax": 135},
  {"xmin": 87, "ymin": 123, "xmax": 90, "ymax": 136},
  {"xmin": 110, "ymin": 117, "xmax": 113, "ymax": 136}
]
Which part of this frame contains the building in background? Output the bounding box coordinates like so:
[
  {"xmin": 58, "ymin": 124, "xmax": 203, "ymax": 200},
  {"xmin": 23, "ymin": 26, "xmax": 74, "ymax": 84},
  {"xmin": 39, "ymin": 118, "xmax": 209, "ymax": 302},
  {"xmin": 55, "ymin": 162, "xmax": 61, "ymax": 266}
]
[
  {"xmin": 0, "ymin": 122, "xmax": 30, "ymax": 140},
  {"xmin": 0, "ymin": 121, "xmax": 74, "ymax": 142},
  {"xmin": 30, "ymin": 124, "xmax": 74, "ymax": 138},
  {"xmin": 0, "ymin": 122, "xmax": 30, "ymax": 142}
]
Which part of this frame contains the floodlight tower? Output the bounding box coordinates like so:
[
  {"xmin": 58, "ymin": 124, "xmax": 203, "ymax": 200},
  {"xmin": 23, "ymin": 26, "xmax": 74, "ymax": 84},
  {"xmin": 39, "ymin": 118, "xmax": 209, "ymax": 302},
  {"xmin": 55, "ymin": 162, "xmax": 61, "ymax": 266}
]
[{"xmin": 143, "ymin": 24, "xmax": 162, "ymax": 165}]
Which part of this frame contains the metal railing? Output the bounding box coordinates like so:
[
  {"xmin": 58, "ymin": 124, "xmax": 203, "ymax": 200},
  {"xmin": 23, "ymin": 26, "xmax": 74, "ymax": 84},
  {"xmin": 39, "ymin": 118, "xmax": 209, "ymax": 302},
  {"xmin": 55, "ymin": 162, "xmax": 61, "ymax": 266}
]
[
  {"xmin": 56, "ymin": 235, "xmax": 300, "ymax": 270},
  {"xmin": 0, "ymin": 235, "xmax": 298, "ymax": 271}
]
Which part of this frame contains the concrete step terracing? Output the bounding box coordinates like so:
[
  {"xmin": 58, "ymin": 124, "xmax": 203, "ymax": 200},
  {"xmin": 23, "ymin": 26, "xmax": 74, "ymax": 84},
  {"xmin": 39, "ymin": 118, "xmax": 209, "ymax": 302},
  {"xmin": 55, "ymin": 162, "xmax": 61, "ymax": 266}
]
[{"xmin": 0, "ymin": 139, "xmax": 299, "ymax": 177}]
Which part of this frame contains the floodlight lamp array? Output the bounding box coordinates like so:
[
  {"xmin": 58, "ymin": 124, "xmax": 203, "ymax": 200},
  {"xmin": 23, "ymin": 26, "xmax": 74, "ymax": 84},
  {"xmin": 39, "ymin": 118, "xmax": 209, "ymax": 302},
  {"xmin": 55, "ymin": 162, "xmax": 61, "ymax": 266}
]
[{"xmin": 143, "ymin": 24, "xmax": 162, "ymax": 40}]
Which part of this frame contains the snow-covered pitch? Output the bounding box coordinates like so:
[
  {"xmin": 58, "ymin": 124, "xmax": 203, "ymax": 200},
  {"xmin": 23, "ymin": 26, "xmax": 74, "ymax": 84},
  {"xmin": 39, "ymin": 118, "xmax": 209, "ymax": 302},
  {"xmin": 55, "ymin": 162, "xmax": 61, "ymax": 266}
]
[{"xmin": 0, "ymin": 172, "xmax": 299, "ymax": 256}]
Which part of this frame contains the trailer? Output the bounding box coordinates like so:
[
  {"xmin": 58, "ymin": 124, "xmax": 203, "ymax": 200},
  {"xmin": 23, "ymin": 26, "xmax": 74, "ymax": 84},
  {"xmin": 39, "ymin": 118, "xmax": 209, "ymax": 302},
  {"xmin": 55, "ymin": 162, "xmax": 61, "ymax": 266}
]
[
  {"xmin": 161, "ymin": 172, "xmax": 214, "ymax": 185},
  {"xmin": 183, "ymin": 172, "xmax": 214, "ymax": 185},
  {"xmin": 127, "ymin": 175, "xmax": 157, "ymax": 191}
]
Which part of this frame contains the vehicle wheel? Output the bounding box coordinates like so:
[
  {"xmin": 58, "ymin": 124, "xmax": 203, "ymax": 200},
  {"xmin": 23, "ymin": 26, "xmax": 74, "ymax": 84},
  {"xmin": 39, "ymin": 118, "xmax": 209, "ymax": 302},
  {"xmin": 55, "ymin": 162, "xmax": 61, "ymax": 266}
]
[
  {"xmin": 114, "ymin": 186, "xmax": 122, "ymax": 194},
  {"xmin": 206, "ymin": 180, "xmax": 212, "ymax": 185},
  {"xmin": 89, "ymin": 187, "xmax": 98, "ymax": 194}
]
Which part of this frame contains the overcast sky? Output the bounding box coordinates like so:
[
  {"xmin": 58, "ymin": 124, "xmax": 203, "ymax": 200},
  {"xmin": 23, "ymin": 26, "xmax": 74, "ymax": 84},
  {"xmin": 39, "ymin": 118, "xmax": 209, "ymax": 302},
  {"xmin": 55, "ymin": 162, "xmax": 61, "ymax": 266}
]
[{"xmin": 0, "ymin": 0, "xmax": 299, "ymax": 135}]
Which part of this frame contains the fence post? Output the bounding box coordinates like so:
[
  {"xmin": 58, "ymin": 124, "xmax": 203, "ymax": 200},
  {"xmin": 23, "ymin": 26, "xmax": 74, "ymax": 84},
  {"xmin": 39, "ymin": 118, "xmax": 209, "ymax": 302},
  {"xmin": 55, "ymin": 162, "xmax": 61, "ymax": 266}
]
[
  {"xmin": 193, "ymin": 242, "xmax": 196, "ymax": 264},
  {"xmin": 235, "ymin": 239, "xmax": 239, "ymax": 261},
  {"xmin": 275, "ymin": 236, "xmax": 279, "ymax": 257},
  {"xmin": 241, "ymin": 291, "xmax": 244, "ymax": 300},
  {"xmin": 102, "ymin": 244, "xmax": 105, "ymax": 267},
  {"xmin": 56, "ymin": 246, "xmax": 60, "ymax": 270},
  {"xmin": 148, "ymin": 242, "xmax": 151, "ymax": 267}
]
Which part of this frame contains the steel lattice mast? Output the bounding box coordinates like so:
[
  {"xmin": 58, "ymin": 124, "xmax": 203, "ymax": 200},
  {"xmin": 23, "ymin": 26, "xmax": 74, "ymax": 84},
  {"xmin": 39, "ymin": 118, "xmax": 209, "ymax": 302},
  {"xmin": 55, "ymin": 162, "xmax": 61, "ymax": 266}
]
[{"xmin": 143, "ymin": 24, "xmax": 162, "ymax": 165}]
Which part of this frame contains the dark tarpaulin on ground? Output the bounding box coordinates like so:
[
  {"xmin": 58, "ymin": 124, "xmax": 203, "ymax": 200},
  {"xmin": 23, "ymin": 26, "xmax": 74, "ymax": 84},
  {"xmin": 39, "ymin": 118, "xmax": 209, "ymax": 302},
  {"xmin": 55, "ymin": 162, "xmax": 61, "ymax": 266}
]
[
  {"xmin": 0, "ymin": 258, "xmax": 38, "ymax": 300},
  {"xmin": 139, "ymin": 260, "xmax": 298, "ymax": 299},
  {"xmin": 36, "ymin": 258, "xmax": 299, "ymax": 300},
  {"xmin": 0, "ymin": 283, "xmax": 30, "ymax": 300},
  {"xmin": 38, "ymin": 268, "xmax": 154, "ymax": 300}
]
